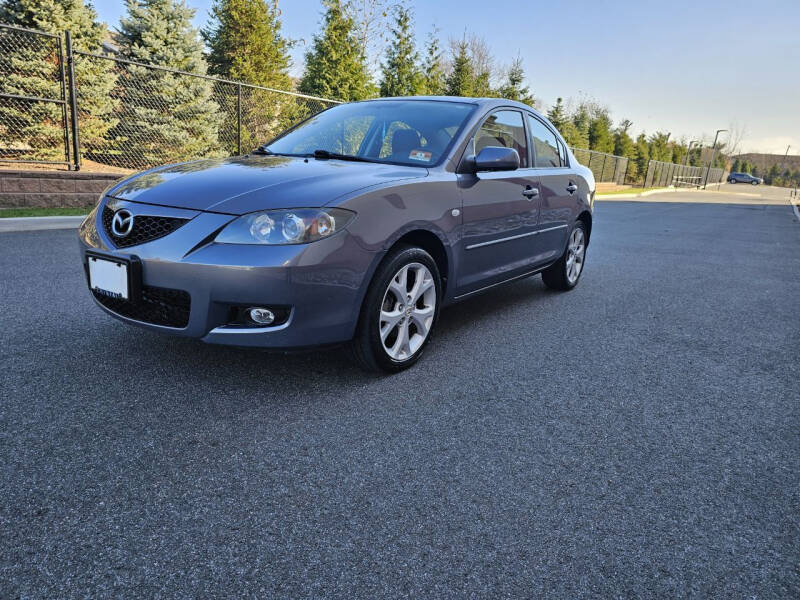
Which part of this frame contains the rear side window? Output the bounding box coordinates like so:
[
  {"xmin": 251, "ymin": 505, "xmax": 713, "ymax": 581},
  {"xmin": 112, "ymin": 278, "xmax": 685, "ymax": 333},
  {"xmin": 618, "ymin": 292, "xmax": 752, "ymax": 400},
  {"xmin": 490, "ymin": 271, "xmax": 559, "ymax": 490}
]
[
  {"xmin": 471, "ymin": 110, "xmax": 529, "ymax": 168},
  {"xmin": 527, "ymin": 114, "xmax": 563, "ymax": 168}
]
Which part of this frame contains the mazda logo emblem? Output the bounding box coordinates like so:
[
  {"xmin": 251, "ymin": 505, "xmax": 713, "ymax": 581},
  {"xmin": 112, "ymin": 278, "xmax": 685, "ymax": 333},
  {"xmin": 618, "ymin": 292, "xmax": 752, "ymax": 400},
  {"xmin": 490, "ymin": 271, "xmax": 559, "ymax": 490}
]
[{"xmin": 111, "ymin": 209, "xmax": 134, "ymax": 237}]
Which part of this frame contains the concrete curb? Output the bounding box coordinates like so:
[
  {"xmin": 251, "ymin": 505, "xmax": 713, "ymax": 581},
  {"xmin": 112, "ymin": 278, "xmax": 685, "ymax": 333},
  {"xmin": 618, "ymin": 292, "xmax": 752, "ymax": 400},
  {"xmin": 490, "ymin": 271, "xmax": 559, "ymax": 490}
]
[
  {"xmin": 596, "ymin": 186, "xmax": 694, "ymax": 200},
  {"xmin": 0, "ymin": 215, "xmax": 86, "ymax": 232}
]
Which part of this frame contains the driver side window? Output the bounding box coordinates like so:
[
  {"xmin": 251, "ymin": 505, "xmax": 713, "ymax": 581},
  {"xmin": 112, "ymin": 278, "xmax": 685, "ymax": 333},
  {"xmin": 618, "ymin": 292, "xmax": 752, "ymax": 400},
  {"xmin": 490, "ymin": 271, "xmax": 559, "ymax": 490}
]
[{"xmin": 470, "ymin": 110, "xmax": 529, "ymax": 168}]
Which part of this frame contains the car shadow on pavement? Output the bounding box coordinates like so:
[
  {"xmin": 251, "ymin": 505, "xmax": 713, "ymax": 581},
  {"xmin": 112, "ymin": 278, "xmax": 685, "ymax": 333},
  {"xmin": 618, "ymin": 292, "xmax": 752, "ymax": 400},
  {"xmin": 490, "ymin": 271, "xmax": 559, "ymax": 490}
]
[{"xmin": 80, "ymin": 273, "xmax": 558, "ymax": 398}]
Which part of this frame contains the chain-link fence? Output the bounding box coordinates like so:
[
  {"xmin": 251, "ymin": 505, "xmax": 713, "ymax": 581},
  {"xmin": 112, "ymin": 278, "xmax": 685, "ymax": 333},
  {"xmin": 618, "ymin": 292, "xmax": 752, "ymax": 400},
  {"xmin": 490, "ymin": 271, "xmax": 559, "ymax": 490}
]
[
  {"xmin": 643, "ymin": 160, "xmax": 726, "ymax": 188},
  {"xmin": 0, "ymin": 23, "xmax": 338, "ymax": 172},
  {"xmin": 72, "ymin": 51, "xmax": 338, "ymax": 171},
  {"xmin": 0, "ymin": 23, "xmax": 71, "ymax": 167}
]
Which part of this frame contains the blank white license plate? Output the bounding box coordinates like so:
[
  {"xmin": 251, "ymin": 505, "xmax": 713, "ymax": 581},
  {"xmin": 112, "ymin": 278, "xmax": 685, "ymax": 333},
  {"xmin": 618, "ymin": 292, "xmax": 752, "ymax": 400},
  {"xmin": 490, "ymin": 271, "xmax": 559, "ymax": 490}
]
[{"xmin": 88, "ymin": 256, "xmax": 129, "ymax": 300}]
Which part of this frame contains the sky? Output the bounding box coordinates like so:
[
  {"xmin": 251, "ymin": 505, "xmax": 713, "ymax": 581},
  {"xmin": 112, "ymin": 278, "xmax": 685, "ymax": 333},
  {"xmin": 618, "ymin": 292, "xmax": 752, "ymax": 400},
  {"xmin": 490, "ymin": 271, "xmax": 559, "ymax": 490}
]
[{"xmin": 93, "ymin": 0, "xmax": 800, "ymax": 155}]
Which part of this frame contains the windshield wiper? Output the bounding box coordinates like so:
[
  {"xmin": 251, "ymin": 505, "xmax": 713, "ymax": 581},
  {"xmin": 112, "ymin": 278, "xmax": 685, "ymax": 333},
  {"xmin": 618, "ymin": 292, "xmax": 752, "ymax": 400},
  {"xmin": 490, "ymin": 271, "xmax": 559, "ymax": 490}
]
[{"xmin": 311, "ymin": 149, "xmax": 374, "ymax": 163}]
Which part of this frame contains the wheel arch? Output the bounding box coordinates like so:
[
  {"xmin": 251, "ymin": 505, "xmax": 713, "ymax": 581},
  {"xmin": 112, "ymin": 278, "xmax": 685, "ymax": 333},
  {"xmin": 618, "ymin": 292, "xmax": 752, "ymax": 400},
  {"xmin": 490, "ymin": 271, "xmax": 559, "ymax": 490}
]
[{"xmin": 577, "ymin": 210, "xmax": 592, "ymax": 245}]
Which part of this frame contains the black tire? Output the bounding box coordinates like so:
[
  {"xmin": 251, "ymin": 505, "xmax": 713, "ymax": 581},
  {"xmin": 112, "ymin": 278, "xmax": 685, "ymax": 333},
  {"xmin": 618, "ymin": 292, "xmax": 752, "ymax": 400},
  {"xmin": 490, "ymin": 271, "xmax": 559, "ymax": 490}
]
[
  {"xmin": 542, "ymin": 221, "xmax": 587, "ymax": 291},
  {"xmin": 349, "ymin": 244, "xmax": 441, "ymax": 373},
  {"xmin": 729, "ymin": 178, "xmax": 737, "ymax": 184},
  {"xmin": 751, "ymin": 180, "xmax": 758, "ymax": 185}
]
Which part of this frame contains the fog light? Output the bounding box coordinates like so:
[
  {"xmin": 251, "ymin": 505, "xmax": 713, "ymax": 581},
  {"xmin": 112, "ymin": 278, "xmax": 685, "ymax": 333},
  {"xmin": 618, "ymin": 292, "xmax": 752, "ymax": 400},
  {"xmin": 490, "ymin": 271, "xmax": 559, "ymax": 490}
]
[{"xmin": 248, "ymin": 307, "xmax": 275, "ymax": 325}]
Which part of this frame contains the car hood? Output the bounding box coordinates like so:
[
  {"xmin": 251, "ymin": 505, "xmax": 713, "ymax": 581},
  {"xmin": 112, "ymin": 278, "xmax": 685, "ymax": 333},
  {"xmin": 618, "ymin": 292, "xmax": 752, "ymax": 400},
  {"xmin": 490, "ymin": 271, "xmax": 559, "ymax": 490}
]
[{"xmin": 107, "ymin": 155, "xmax": 427, "ymax": 214}]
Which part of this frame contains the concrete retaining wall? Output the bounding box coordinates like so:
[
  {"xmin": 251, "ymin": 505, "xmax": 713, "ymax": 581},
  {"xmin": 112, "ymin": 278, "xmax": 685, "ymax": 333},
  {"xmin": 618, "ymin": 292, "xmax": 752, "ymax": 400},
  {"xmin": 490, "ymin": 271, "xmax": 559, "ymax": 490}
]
[{"xmin": 0, "ymin": 170, "xmax": 122, "ymax": 208}]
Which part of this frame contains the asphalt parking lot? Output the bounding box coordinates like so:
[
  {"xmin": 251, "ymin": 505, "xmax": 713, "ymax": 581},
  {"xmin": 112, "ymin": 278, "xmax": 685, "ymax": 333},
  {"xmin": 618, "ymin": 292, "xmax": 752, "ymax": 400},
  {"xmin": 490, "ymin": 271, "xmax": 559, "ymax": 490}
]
[{"xmin": 1, "ymin": 197, "xmax": 798, "ymax": 598}]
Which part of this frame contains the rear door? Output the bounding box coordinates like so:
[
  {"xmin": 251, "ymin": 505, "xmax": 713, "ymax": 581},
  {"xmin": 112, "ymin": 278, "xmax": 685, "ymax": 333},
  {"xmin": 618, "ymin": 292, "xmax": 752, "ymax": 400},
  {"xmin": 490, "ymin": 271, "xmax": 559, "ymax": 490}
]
[
  {"xmin": 526, "ymin": 113, "xmax": 573, "ymax": 264},
  {"xmin": 456, "ymin": 109, "xmax": 542, "ymax": 293}
]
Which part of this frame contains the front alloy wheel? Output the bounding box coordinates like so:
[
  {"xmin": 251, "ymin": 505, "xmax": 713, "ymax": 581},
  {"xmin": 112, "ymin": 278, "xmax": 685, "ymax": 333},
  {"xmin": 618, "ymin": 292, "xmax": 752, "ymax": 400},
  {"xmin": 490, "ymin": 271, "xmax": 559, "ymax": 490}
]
[
  {"xmin": 379, "ymin": 263, "xmax": 436, "ymax": 361},
  {"xmin": 350, "ymin": 245, "xmax": 441, "ymax": 372}
]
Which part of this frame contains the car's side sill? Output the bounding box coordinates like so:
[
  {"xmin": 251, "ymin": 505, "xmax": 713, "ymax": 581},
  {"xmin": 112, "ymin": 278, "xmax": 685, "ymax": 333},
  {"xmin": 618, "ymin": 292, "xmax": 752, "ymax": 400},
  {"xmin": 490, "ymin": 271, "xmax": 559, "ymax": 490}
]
[
  {"xmin": 465, "ymin": 224, "xmax": 568, "ymax": 250},
  {"xmin": 452, "ymin": 262, "xmax": 556, "ymax": 301}
]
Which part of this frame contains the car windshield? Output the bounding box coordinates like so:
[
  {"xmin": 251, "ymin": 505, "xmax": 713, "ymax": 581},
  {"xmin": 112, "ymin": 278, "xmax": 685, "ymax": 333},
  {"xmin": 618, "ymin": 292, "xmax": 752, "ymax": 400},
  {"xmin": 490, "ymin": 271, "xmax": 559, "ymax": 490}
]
[{"xmin": 263, "ymin": 100, "xmax": 477, "ymax": 167}]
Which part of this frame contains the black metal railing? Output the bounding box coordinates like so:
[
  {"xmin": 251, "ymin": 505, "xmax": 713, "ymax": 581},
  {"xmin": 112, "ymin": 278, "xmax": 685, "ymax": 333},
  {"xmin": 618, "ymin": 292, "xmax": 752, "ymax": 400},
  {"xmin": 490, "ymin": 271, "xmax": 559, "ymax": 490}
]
[{"xmin": 0, "ymin": 23, "xmax": 71, "ymax": 167}]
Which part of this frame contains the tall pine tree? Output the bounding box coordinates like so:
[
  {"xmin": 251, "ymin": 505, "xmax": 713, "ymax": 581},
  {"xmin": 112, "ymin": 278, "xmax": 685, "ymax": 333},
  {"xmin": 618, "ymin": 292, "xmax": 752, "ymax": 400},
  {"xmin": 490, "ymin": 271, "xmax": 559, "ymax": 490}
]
[
  {"xmin": 0, "ymin": 0, "xmax": 117, "ymax": 163},
  {"xmin": 203, "ymin": 0, "xmax": 295, "ymax": 150},
  {"xmin": 587, "ymin": 109, "xmax": 614, "ymax": 154},
  {"xmin": 445, "ymin": 39, "xmax": 474, "ymax": 97},
  {"xmin": 379, "ymin": 4, "xmax": 421, "ymax": 97},
  {"xmin": 420, "ymin": 30, "xmax": 445, "ymax": 95},
  {"xmin": 497, "ymin": 56, "xmax": 534, "ymax": 106},
  {"xmin": 547, "ymin": 97, "xmax": 567, "ymax": 129},
  {"xmin": 203, "ymin": 0, "xmax": 291, "ymax": 88},
  {"xmin": 299, "ymin": 0, "xmax": 373, "ymax": 101},
  {"xmin": 115, "ymin": 0, "xmax": 221, "ymax": 166}
]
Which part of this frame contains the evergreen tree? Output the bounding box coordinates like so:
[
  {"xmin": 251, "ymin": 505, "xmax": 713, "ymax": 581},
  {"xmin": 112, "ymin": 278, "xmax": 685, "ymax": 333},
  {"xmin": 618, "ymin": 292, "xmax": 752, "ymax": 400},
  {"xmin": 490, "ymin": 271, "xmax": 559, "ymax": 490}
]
[
  {"xmin": 634, "ymin": 133, "xmax": 650, "ymax": 182},
  {"xmin": 420, "ymin": 31, "xmax": 445, "ymax": 95},
  {"xmin": 379, "ymin": 5, "xmax": 421, "ymax": 97},
  {"xmin": 0, "ymin": 0, "xmax": 117, "ymax": 162},
  {"xmin": 648, "ymin": 131, "xmax": 671, "ymax": 162},
  {"xmin": 445, "ymin": 38, "xmax": 474, "ymax": 97},
  {"xmin": 766, "ymin": 163, "xmax": 779, "ymax": 184},
  {"xmin": 496, "ymin": 56, "xmax": 534, "ymax": 106},
  {"xmin": 203, "ymin": 0, "xmax": 291, "ymax": 89},
  {"xmin": 569, "ymin": 103, "xmax": 591, "ymax": 149},
  {"xmin": 731, "ymin": 158, "xmax": 741, "ymax": 172},
  {"xmin": 588, "ymin": 109, "xmax": 614, "ymax": 154},
  {"xmin": 613, "ymin": 119, "xmax": 635, "ymax": 158},
  {"xmin": 115, "ymin": 0, "xmax": 221, "ymax": 166},
  {"xmin": 547, "ymin": 98, "xmax": 567, "ymax": 130},
  {"xmin": 300, "ymin": 0, "xmax": 374, "ymax": 101},
  {"xmin": 202, "ymin": 0, "xmax": 295, "ymax": 150}
]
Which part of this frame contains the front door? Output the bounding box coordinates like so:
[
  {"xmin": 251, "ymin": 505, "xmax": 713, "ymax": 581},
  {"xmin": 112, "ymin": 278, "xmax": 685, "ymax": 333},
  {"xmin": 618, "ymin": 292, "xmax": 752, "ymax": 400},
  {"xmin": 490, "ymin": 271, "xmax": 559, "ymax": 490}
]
[{"xmin": 456, "ymin": 109, "xmax": 541, "ymax": 293}]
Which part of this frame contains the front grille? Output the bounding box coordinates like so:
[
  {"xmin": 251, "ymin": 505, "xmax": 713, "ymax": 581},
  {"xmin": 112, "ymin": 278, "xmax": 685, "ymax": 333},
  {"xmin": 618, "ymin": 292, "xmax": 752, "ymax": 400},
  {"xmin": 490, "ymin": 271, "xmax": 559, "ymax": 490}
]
[
  {"xmin": 92, "ymin": 285, "xmax": 191, "ymax": 328},
  {"xmin": 102, "ymin": 206, "xmax": 188, "ymax": 248}
]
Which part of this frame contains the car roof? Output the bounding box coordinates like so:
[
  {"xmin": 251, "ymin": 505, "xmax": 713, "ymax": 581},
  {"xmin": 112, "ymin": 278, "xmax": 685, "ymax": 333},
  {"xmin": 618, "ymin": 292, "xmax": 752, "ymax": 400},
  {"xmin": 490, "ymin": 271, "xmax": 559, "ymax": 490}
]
[{"xmin": 357, "ymin": 96, "xmax": 545, "ymax": 118}]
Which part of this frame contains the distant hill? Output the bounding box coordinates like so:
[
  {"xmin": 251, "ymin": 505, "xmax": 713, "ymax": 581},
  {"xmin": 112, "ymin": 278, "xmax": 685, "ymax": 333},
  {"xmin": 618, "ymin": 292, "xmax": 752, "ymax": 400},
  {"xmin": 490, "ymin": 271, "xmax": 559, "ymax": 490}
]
[{"xmin": 732, "ymin": 153, "xmax": 800, "ymax": 172}]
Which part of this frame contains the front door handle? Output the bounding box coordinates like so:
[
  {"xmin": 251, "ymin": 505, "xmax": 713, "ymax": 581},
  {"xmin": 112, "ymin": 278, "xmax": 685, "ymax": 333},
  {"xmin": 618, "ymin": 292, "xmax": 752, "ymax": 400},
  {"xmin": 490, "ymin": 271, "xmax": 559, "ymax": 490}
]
[
  {"xmin": 522, "ymin": 186, "xmax": 539, "ymax": 199},
  {"xmin": 566, "ymin": 182, "xmax": 578, "ymax": 194}
]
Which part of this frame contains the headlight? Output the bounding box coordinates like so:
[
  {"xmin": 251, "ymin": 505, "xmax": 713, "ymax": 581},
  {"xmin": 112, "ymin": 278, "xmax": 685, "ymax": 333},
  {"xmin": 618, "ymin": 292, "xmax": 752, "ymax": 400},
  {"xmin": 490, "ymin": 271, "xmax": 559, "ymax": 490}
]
[{"xmin": 215, "ymin": 208, "xmax": 355, "ymax": 245}]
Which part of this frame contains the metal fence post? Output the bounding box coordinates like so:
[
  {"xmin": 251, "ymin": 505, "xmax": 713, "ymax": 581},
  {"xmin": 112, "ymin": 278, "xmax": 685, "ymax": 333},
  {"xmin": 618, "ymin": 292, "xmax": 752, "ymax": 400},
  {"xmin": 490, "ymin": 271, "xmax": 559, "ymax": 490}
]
[
  {"xmin": 56, "ymin": 34, "xmax": 71, "ymax": 166},
  {"xmin": 237, "ymin": 83, "xmax": 242, "ymax": 155},
  {"xmin": 64, "ymin": 30, "xmax": 81, "ymax": 171}
]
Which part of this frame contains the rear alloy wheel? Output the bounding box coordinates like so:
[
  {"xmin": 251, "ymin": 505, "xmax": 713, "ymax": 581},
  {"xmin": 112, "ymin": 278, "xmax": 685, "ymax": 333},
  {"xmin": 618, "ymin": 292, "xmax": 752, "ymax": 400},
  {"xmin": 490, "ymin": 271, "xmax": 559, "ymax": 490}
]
[
  {"xmin": 542, "ymin": 221, "xmax": 587, "ymax": 291},
  {"xmin": 730, "ymin": 179, "xmax": 737, "ymax": 184},
  {"xmin": 350, "ymin": 245, "xmax": 441, "ymax": 372}
]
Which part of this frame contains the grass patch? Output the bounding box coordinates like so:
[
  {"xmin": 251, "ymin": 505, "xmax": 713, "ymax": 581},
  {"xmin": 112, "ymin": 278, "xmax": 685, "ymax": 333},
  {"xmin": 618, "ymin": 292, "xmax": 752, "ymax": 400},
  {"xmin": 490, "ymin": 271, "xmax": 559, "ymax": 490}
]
[{"xmin": 0, "ymin": 207, "xmax": 93, "ymax": 218}]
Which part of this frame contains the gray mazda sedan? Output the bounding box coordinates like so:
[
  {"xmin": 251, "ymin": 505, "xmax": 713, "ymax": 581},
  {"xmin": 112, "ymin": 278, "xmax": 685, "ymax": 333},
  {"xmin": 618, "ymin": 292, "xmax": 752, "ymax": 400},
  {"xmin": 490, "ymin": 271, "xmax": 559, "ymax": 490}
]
[{"xmin": 79, "ymin": 97, "xmax": 595, "ymax": 372}]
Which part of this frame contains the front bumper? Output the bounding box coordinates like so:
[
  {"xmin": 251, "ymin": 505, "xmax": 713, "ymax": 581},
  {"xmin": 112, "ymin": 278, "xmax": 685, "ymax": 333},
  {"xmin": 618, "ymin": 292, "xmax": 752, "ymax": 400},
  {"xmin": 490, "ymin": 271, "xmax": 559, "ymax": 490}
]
[{"xmin": 79, "ymin": 198, "xmax": 377, "ymax": 348}]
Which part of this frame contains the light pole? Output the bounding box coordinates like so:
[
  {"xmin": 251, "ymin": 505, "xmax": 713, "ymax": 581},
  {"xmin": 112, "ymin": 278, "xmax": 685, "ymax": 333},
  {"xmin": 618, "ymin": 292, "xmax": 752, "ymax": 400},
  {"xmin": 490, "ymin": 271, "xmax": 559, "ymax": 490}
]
[
  {"xmin": 684, "ymin": 140, "xmax": 699, "ymax": 166},
  {"xmin": 703, "ymin": 129, "xmax": 728, "ymax": 189}
]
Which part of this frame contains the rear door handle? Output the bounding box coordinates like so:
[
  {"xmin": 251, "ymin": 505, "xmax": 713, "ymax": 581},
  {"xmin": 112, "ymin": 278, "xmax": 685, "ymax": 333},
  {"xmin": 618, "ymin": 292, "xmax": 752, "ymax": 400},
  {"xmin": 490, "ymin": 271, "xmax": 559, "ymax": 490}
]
[
  {"xmin": 522, "ymin": 186, "xmax": 539, "ymax": 199},
  {"xmin": 566, "ymin": 182, "xmax": 578, "ymax": 194}
]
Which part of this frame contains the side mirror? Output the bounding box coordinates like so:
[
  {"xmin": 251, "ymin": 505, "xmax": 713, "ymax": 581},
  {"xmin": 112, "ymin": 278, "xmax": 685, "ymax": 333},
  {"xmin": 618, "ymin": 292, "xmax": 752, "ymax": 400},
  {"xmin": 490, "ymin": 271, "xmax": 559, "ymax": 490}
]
[{"xmin": 473, "ymin": 146, "xmax": 520, "ymax": 172}]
